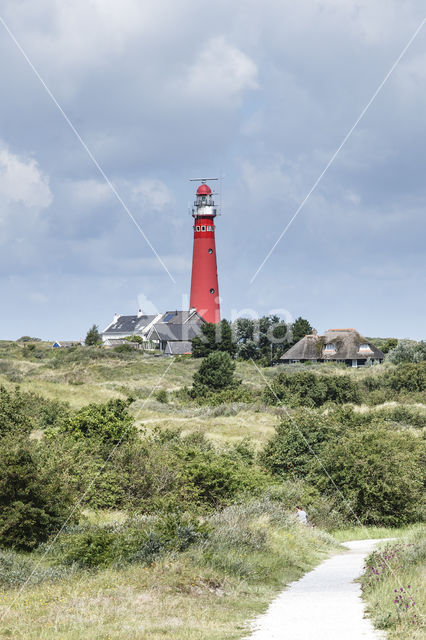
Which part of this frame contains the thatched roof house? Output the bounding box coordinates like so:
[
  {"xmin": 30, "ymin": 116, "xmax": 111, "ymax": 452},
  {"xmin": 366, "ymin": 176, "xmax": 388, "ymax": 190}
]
[{"xmin": 280, "ymin": 329, "xmax": 385, "ymax": 367}]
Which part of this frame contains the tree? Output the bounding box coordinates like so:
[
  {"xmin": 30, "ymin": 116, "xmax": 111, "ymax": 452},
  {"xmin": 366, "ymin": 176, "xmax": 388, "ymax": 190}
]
[
  {"xmin": 191, "ymin": 352, "xmax": 238, "ymax": 397},
  {"xmin": 234, "ymin": 316, "xmax": 290, "ymax": 362},
  {"xmin": 290, "ymin": 317, "xmax": 314, "ymax": 345},
  {"xmin": 192, "ymin": 320, "xmax": 236, "ymax": 358},
  {"xmin": 85, "ymin": 324, "xmax": 101, "ymax": 346},
  {"xmin": 0, "ymin": 436, "xmax": 75, "ymax": 550},
  {"xmin": 388, "ymin": 340, "xmax": 426, "ymax": 364},
  {"xmin": 379, "ymin": 338, "xmax": 398, "ymax": 354}
]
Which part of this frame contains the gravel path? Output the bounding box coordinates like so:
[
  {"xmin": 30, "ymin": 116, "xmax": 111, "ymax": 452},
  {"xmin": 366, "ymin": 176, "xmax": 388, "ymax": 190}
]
[{"xmin": 243, "ymin": 539, "xmax": 390, "ymax": 640}]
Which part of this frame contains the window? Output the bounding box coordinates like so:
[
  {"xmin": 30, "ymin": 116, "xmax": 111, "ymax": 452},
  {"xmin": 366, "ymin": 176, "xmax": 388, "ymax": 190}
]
[
  {"xmin": 163, "ymin": 313, "xmax": 174, "ymax": 322},
  {"xmin": 201, "ymin": 226, "xmax": 206, "ymax": 231},
  {"xmin": 196, "ymin": 226, "xmax": 200, "ymax": 232},
  {"xmin": 208, "ymin": 248, "xmax": 213, "ymax": 254},
  {"xmin": 358, "ymin": 344, "xmax": 371, "ymax": 351},
  {"xmin": 324, "ymin": 343, "xmax": 336, "ymax": 351},
  {"xmin": 209, "ymin": 288, "xmax": 215, "ymax": 294},
  {"xmin": 207, "ymin": 225, "xmax": 212, "ymax": 231}
]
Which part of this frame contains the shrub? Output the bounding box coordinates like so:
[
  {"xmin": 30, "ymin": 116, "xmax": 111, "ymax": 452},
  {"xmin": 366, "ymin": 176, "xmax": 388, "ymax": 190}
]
[
  {"xmin": 263, "ymin": 371, "xmax": 361, "ymax": 407},
  {"xmin": 0, "ymin": 436, "xmax": 76, "ymax": 550},
  {"xmin": 312, "ymin": 426, "xmax": 425, "ymax": 526},
  {"xmin": 48, "ymin": 513, "xmax": 207, "ymax": 569},
  {"xmin": 0, "ymin": 386, "xmax": 32, "ymax": 436},
  {"xmin": 260, "ymin": 409, "xmax": 341, "ymax": 477},
  {"xmin": 58, "ymin": 398, "xmax": 137, "ymax": 445},
  {"xmin": 385, "ymin": 362, "xmax": 426, "ymax": 393},
  {"xmin": 155, "ymin": 389, "xmax": 168, "ymax": 404},
  {"xmin": 191, "ymin": 352, "xmax": 239, "ymax": 397}
]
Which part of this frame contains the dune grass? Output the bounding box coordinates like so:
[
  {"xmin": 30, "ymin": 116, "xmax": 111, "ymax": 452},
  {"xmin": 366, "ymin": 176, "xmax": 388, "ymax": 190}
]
[
  {"xmin": 360, "ymin": 525, "xmax": 425, "ymax": 639},
  {"xmin": 0, "ymin": 504, "xmax": 338, "ymax": 640}
]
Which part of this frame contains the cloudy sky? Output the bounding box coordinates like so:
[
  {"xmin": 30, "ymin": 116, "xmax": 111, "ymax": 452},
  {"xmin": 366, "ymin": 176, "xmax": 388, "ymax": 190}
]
[{"xmin": 0, "ymin": 0, "xmax": 425, "ymax": 340}]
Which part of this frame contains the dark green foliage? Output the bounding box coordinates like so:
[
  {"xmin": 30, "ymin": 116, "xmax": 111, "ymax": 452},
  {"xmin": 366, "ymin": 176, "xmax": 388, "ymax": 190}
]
[
  {"xmin": 84, "ymin": 324, "xmax": 101, "ymax": 346},
  {"xmin": 0, "ymin": 386, "xmax": 32, "ymax": 436},
  {"xmin": 58, "ymin": 398, "xmax": 136, "ymax": 445},
  {"xmin": 261, "ymin": 406, "xmax": 425, "ymax": 526},
  {"xmin": 17, "ymin": 391, "xmax": 69, "ymax": 431},
  {"xmin": 0, "ymin": 436, "xmax": 75, "ymax": 551},
  {"xmin": 290, "ymin": 317, "xmax": 314, "ymax": 345},
  {"xmin": 176, "ymin": 447, "xmax": 268, "ymax": 507},
  {"xmin": 234, "ymin": 315, "xmax": 291, "ymax": 362},
  {"xmin": 48, "ymin": 513, "xmax": 208, "ymax": 569},
  {"xmin": 385, "ymin": 362, "xmax": 426, "ymax": 393},
  {"xmin": 192, "ymin": 352, "xmax": 239, "ymax": 397},
  {"xmin": 263, "ymin": 371, "xmax": 362, "ymax": 407},
  {"xmin": 155, "ymin": 389, "xmax": 168, "ymax": 403},
  {"xmin": 113, "ymin": 343, "xmax": 137, "ymax": 353},
  {"xmin": 314, "ymin": 427, "xmax": 425, "ymax": 526},
  {"xmin": 260, "ymin": 409, "xmax": 339, "ymax": 477},
  {"xmin": 16, "ymin": 336, "xmax": 41, "ymax": 343},
  {"xmin": 192, "ymin": 320, "xmax": 237, "ymax": 358}
]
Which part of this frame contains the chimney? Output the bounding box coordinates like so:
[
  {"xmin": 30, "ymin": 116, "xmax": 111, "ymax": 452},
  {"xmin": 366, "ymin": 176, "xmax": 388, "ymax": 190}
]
[
  {"xmin": 113, "ymin": 313, "xmax": 121, "ymax": 323},
  {"xmin": 137, "ymin": 309, "xmax": 143, "ymax": 318}
]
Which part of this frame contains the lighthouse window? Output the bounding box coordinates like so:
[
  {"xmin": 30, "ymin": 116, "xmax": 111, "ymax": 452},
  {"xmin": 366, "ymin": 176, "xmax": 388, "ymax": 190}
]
[
  {"xmin": 196, "ymin": 225, "xmax": 200, "ymax": 231},
  {"xmin": 208, "ymin": 248, "xmax": 213, "ymax": 254},
  {"xmin": 207, "ymin": 225, "xmax": 212, "ymax": 231},
  {"xmin": 209, "ymin": 288, "xmax": 215, "ymax": 294},
  {"xmin": 201, "ymin": 226, "xmax": 206, "ymax": 231}
]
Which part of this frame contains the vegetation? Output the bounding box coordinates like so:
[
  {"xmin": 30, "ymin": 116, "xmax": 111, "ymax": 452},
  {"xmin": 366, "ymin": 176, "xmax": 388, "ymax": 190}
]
[
  {"xmin": 387, "ymin": 339, "xmax": 426, "ymax": 364},
  {"xmin": 84, "ymin": 324, "xmax": 101, "ymax": 346},
  {"xmin": 191, "ymin": 319, "xmax": 237, "ymax": 358},
  {"xmin": 263, "ymin": 370, "xmax": 362, "ymax": 407},
  {"xmin": 0, "ymin": 338, "xmax": 424, "ymax": 638},
  {"xmin": 360, "ymin": 526, "xmax": 425, "ymax": 639},
  {"xmin": 0, "ymin": 435, "xmax": 75, "ymax": 551}
]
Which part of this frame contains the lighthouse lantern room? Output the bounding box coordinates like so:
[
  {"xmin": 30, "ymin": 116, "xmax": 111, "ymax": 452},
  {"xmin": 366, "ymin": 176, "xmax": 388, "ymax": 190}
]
[{"xmin": 189, "ymin": 181, "xmax": 221, "ymax": 324}]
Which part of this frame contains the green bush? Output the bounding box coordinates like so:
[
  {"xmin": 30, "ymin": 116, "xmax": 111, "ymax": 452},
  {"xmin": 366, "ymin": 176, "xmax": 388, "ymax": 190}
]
[
  {"xmin": 57, "ymin": 398, "xmax": 137, "ymax": 444},
  {"xmin": 0, "ymin": 386, "xmax": 32, "ymax": 436},
  {"xmin": 385, "ymin": 362, "xmax": 426, "ymax": 393},
  {"xmin": 312, "ymin": 426, "xmax": 425, "ymax": 526},
  {"xmin": 48, "ymin": 513, "xmax": 207, "ymax": 569},
  {"xmin": 0, "ymin": 436, "xmax": 76, "ymax": 550},
  {"xmin": 260, "ymin": 409, "xmax": 340, "ymax": 477},
  {"xmin": 191, "ymin": 352, "xmax": 239, "ymax": 397},
  {"xmin": 263, "ymin": 371, "xmax": 362, "ymax": 407},
  {"xmin": 155, "ymin": 389, "xmax": 168, "ymax": 404}
]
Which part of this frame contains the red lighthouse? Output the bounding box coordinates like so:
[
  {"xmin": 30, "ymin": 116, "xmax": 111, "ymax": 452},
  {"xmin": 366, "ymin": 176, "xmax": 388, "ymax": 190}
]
[{"xmin": 189, "ymin": 181, "xmax": 221, "ymax": 323}]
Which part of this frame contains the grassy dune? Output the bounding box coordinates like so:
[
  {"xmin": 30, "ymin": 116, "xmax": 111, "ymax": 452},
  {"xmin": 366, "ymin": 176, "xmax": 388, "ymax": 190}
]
[{"xmin": 0, "ymin": 513, "xmax": 338, "ymax": 640}]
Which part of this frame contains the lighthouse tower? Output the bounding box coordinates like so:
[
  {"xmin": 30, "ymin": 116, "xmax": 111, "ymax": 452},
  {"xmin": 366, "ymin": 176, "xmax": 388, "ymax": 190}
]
[{"xmin": 189, "ymin": 181, "xmax": 221, "ymax": 323}]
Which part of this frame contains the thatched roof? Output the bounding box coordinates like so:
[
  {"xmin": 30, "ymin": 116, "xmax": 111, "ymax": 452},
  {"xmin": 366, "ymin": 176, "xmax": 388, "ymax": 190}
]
[{"xmin": 281, "ymin": 329, "xmax": 385, "ymax": 361}]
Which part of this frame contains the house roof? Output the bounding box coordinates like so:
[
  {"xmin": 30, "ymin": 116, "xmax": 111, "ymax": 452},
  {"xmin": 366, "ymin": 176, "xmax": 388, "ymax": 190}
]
[
  {"xmin": 281, "ymin": 329, "xmax": 385, "ymax": 361},
  {"xmin": 103, "ymin": 314, "xmax": 157, "ymax": 335},
  {"xmin": 158, "ymin": 310, "xmax": 205, "ymax": 325},
  {"xmin": 164, "ymin": 341, "xmax": 193, "ymax": 355},
  {"xmin": 150, "ymin": 323, "xmax": 203, "ymax": 342}
]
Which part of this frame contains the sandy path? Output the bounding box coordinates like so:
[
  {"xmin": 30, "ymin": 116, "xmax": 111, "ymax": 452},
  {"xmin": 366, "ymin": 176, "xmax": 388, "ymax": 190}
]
[{"xmin": 243, "ymin": 539, "xmax": 390, "ymax": 640}]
